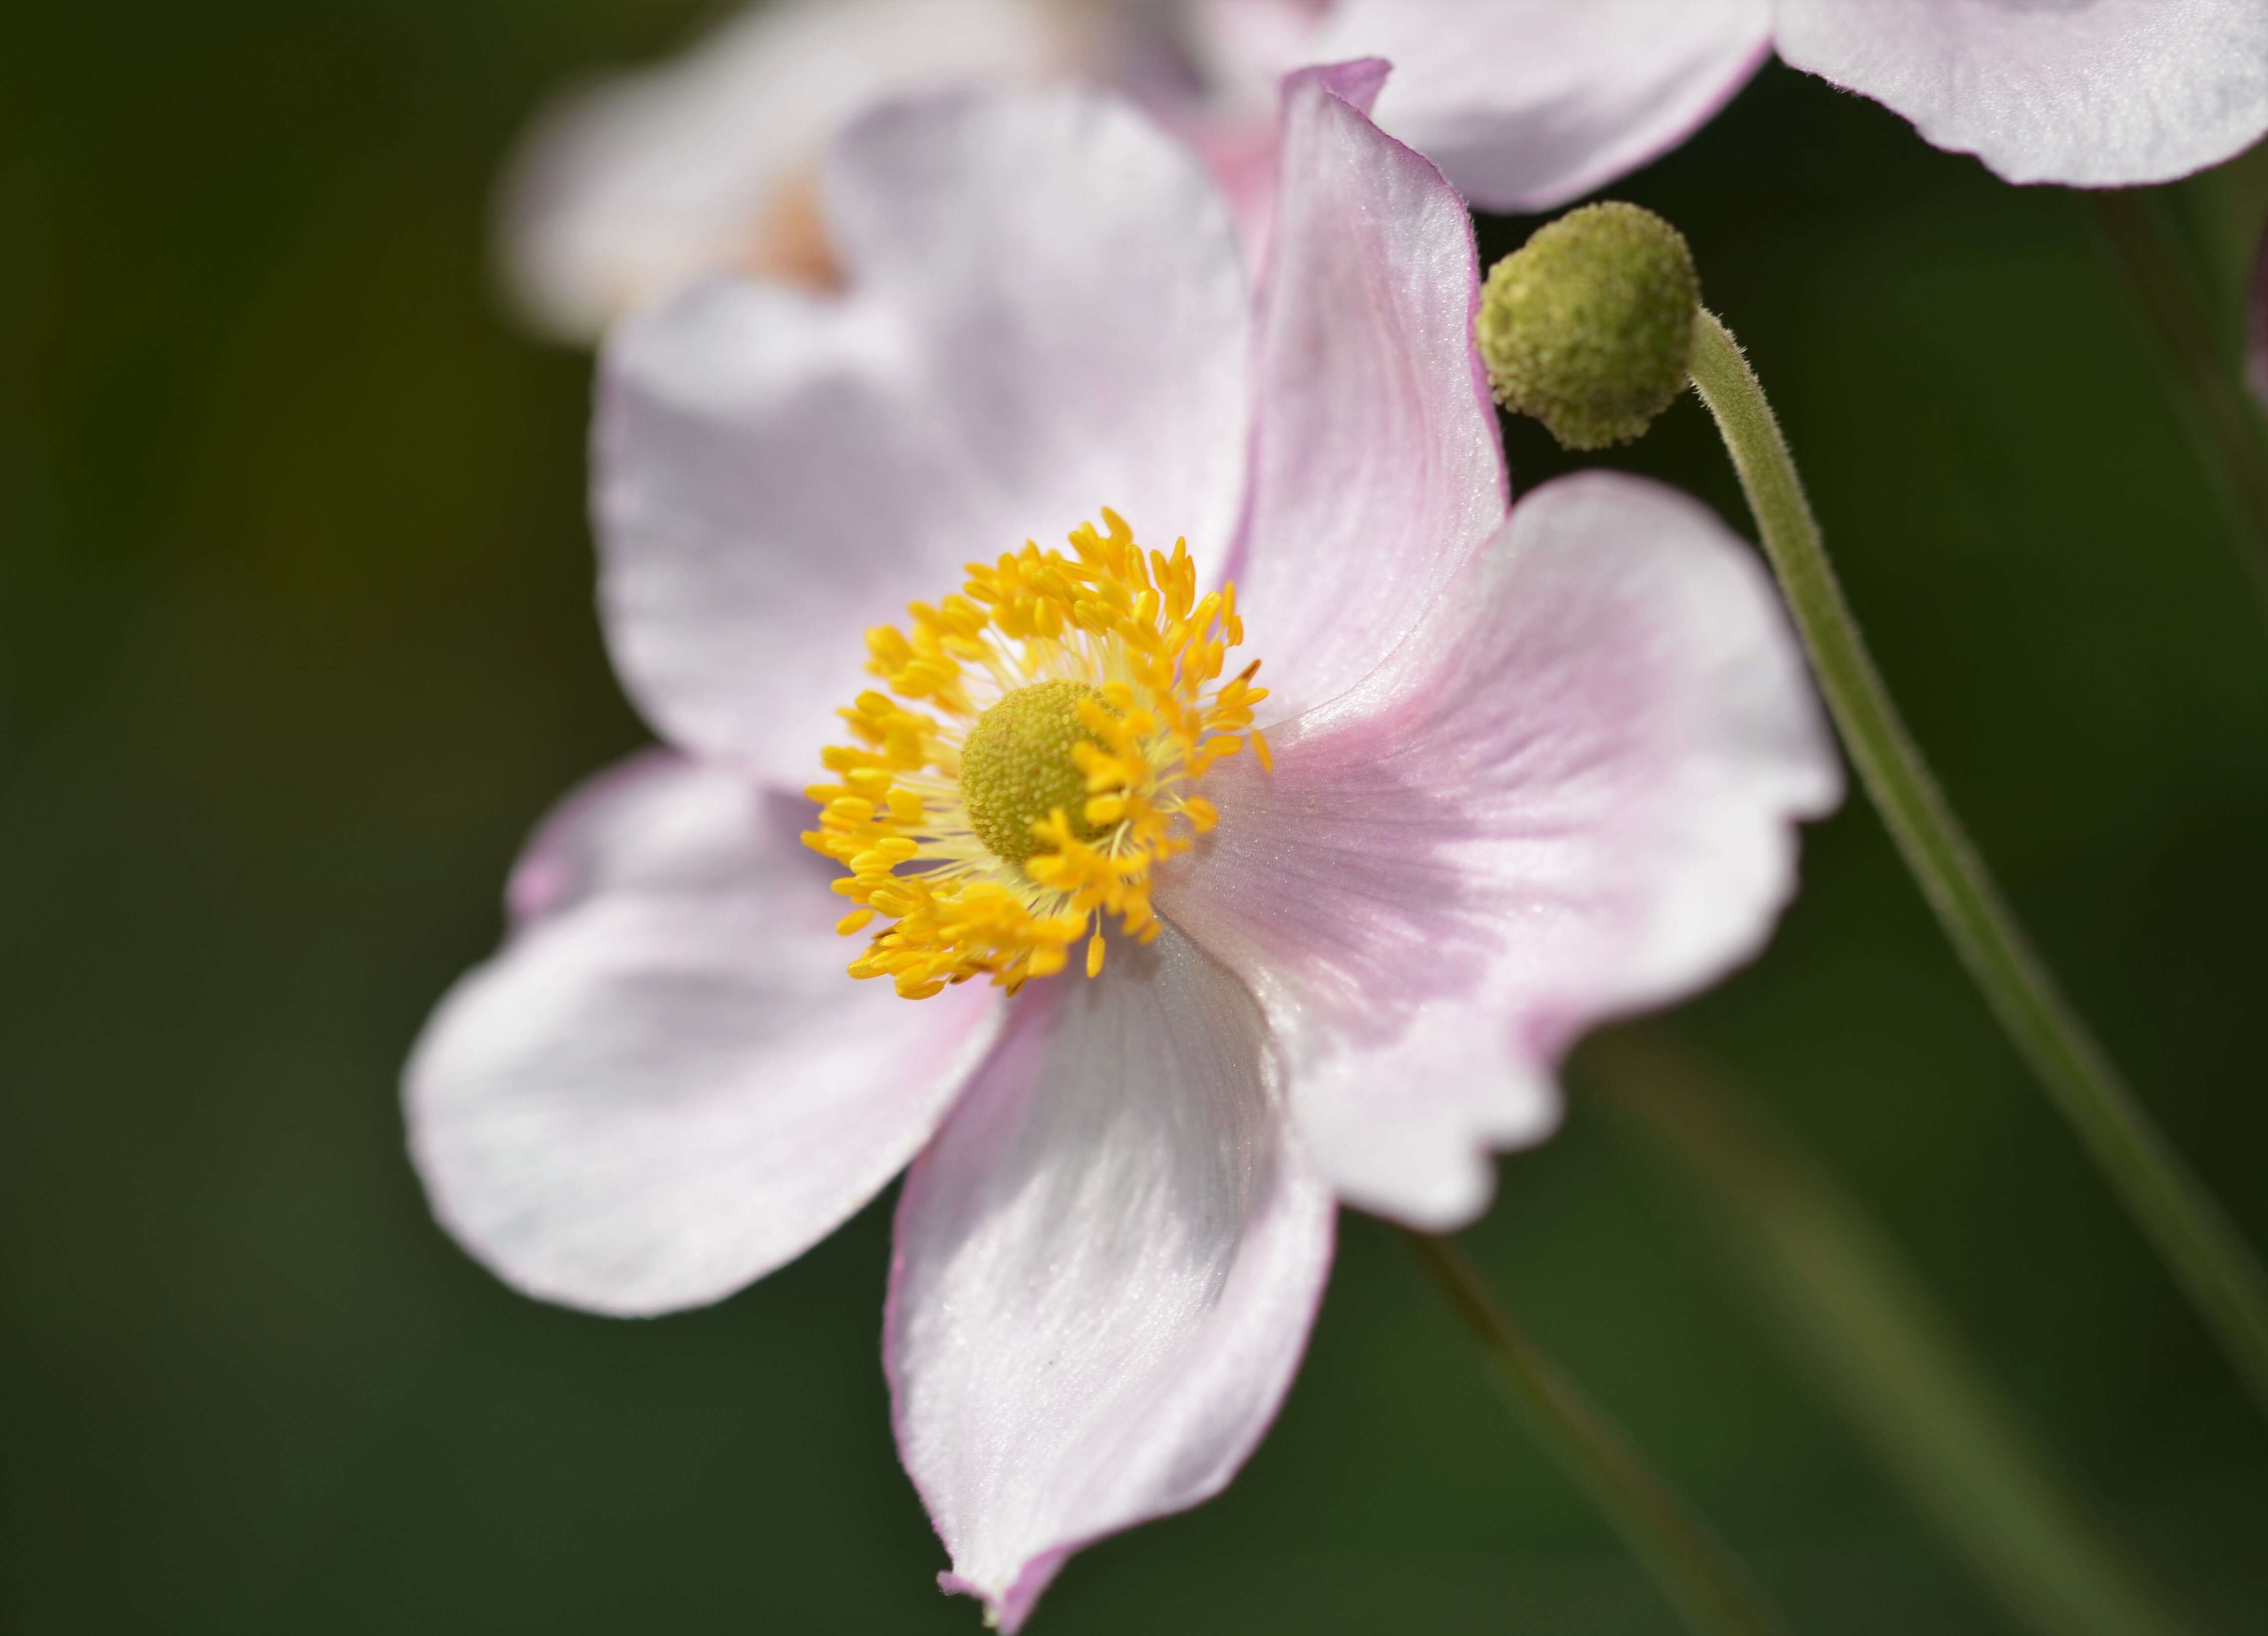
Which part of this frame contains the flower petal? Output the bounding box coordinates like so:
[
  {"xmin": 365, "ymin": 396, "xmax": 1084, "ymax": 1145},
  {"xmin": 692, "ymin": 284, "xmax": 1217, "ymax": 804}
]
[
  {"xmin": 1161, "ymin": 471, "xmax": 1841, "ymax": 1227},
  {"xmin": 886, "ymin": 928, "xmax": 1335, "ymax": 1632},
  {"xmin": 1230, "ymin": 61, "xmax": 1507, "ymax": 722},
  {"xmin": 596, "ymin": 87, "xmax": 1251, "ymax": 783},
  {"xmin": 495, "ymin": 0, "xmax": 1071, "ymax": 340},
  {"xmin": 1305, "ymin": 0, "xmax": 1774, "ymax": 212},
  {"xmin": 1774, "ymin": 0, "xmax": 2268, "ymax": 187},
  {"xmin": 408, "ymin": 753, "xmax": 1002, "ymax": 1316}
]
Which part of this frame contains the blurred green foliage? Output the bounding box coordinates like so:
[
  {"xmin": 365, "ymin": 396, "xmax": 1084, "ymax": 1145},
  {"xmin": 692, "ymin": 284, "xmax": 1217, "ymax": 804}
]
[{"xmin": 5, "ymin": 3, "xmax": 2267, "ymax": 1631}]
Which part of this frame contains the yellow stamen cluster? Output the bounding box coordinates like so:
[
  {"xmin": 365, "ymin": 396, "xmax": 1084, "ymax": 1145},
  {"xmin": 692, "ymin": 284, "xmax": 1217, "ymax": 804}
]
[{"xmin": 804, "ymin": 509, "xmax": 1272, "ymax": 998}]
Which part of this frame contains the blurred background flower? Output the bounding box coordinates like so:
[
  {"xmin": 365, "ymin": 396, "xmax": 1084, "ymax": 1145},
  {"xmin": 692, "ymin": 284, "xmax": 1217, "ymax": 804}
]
[
  {"xmin": 499, "ymin": 0, "xmax": 2268, "ymax": 343},
  {"xmin": 496, "ymin": 0, "xmax": 1117, "ymax": 338},
  {"xmin": 6, "ymin": 2, "xmax": 2268, "ymax": 1632}
]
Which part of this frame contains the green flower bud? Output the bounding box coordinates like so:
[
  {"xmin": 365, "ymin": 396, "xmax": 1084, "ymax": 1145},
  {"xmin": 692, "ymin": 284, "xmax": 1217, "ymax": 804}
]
[{"xmin": 1475, "ymin": 202, "xmax": 1702, "ymax": 451}]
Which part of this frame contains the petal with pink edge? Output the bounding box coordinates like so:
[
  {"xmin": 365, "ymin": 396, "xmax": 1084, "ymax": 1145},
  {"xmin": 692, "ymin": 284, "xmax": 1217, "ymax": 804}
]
[
  {"xmin": 408, "ymin": 753, "xmax": 1002, "ymax": 1316},
  {"xmin": 1306, "ymin": 0, "xmax": 1773, "ymax": 212},
  {"xmin": 1230, "ymin": 61, "xmax": 1506, "ymax": 722},
  {"xmin": 887, "ymin": 929, "xmax": 1335, "ymax": 1632},
  {"xmin": 1774, "ymin": 0, "xmax": 2268, "ymax": 187},
  {"xmin": 1161, "ymin": 472, "xmax": 1841, "ymax": 1227},
  {"xmin": 596, "ymin": 87, "xmax": 1250, "ymax": 784}
]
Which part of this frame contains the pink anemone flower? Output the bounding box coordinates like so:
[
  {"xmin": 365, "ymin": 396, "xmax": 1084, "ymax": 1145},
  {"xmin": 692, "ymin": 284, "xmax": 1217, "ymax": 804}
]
[{"xmin": 413, "ymin": 63, "xmax": 1839, "ymax": 1629}]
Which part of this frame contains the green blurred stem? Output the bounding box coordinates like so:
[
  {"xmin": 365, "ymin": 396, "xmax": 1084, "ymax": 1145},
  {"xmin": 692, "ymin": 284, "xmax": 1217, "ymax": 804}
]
[
  {"xmin": 1686, "ymin": 309, "xmax": 2268, "ymax": 1423},
  {"xmin": 1402, "ymin": 1231, "xmax": 1787, "ymax": 1636},
  {"xmin": 2087, "ymin": 189, "xmax": 2268, "ymax": 609},
  {"xmin": 1589, "ymin": 1029, "xmax": 2199, "ymax": 1636}
]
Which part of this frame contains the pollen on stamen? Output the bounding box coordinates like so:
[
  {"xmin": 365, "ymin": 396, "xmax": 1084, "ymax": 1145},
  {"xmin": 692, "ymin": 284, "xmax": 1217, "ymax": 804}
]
[{"xmin": 804, "ymin": 509, "xmax": 1271, "ymax": 997}]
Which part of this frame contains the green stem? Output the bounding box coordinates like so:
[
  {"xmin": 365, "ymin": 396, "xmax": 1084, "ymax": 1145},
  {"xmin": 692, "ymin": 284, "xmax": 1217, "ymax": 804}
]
[
  {"xmin": 1590, "ymin": 1028, "xmax": 2200, "ymax": 1636},
  {"xmin": 1686, "ymin": 310, "xmax": 2268, "ymax": 1423},
  {"xmin": 1402, "ymin": 1230, "xmax": 1787, "ymax": 1636},
  {"xmin": 2087, "ymin": 189, "xmax": 2268, "ymax": 611}
]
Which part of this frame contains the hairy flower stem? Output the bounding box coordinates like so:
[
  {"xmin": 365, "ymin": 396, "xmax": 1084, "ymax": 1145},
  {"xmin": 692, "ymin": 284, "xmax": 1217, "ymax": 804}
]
[
  {"xmin": 1401, "ymin": 1230, "xmax": 1787, "ymax": 1636},
  {"xmin": 1588, "ymin": 1027, "xmax": 2200, "ymax": 1636},
  {"xmin": 1686, "ymin": 310, "xmax": 2268, "ymax": 1423},
  {"xmin": 2087, "ymin": 189, "xmax": 2268, "ymax": 614}
]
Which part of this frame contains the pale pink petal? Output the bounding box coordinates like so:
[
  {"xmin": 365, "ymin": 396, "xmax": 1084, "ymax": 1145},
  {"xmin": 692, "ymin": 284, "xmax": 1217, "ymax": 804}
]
[
  {"xmin": 1169, "ymin": 108, "xmax": 1287, "ymax": 270},
  {"xmin": 886, "ymin": 929, "xmax": 1335, "ymax": 1631},
  {"xmin": 495, "ymin": 0, "xmax": 1072, "ymax": 341},
  {"xmin": 408, "ymin": 753, "xmax": 1002, "ymax": 1317},
  {"xmin": 1230, "ymin": 61, "xmax": 1507, "ymax": 722},
  {"xmin": 595, "ymin": 87, "xmax": 1251, "ymax": 785},
  {"xmin": 1161, "ymin": 472, "xmax": 1840, "ymax": 1227},
  {"xmin": 1774, "ymin": 0, "xmax": 2268, "ymax": 187},
  {"xmin": 1308, "ymin": 0, "xmax": 1775, "ymax": 212}
]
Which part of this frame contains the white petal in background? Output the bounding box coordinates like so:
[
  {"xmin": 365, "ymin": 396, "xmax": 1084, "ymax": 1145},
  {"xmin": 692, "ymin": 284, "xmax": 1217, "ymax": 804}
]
[
  {"xmin": 887, "ymin": 928, "xmax": 1336, "ymax": 1632},
  {"xmin": 1318, "ymin": 0, "xmax": 1774, "ymax": 212},
  {"xmin": 496, "ymin": 0, "xmax": 1072, "ymax": 341},
  {"xmin": 1164, "ymin": 472, "xmax": 1841, "ymax": 1228},
  {"xmin": 1231, "ymin": 61, "xmax": 1506, "ymax": 723},
  {"xmin": 596, "ymin": 87, "xmax": 1252, "ymax": 786},
  {"xmin": 407, "ymin": 753, "xmax": 1002, "ymax": 1317},
  {"xmin": 1774, "ymin": 0, "xmax": 2268, "ymax": 187}
]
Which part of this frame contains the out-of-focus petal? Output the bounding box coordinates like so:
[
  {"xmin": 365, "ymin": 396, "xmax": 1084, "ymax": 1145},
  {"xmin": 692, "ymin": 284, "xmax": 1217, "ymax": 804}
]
[
  {"xmin": 886, "ymin": 929, "xmax": 1335, "ymax": 1632},
  {"xmin": 1186, "ymin": 0, "xmax": 1338, "ymax": 114},
  {"xmin": 495, "ymin": 0, "xmax": 1071, "ymax": 341},
  {"xmin": 596, "ymin": 87, "xmax": 1251, "ymax": 785},
  {"xmin": 1230, "ymin": 61, "xmax": 1506, "ymax": 722},
  {"xmin": 1774, "ymin": 0, "xmax": 2268, "ymax": 187},
  {"xmin": 408, "ymin": 753, "xmax": 1002, "ymax": 1317},
  {"xmin": 1162, "ymin": 472, "xmax": 1840, "ymax": 1227},
  {"xmin": 1309, "ymin": 0, "xmax": 1774, "ymax": 212}
]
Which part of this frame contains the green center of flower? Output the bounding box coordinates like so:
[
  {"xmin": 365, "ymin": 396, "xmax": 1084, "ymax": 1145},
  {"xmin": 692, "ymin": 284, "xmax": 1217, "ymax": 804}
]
[{"xmin": 960, "ymin": 680, "xmax": 1108, "ymax": 865}]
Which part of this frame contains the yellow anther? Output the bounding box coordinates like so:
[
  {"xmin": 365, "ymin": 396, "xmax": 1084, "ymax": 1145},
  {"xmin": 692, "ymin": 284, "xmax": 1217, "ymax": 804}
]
[{"xmin": 812, "ymin": 511, "xmax": 1272, "ymax": 997}]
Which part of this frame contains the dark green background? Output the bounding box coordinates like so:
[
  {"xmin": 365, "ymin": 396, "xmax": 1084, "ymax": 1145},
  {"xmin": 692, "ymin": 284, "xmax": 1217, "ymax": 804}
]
[{"xmin": 7, "ymin": 4, "xmax": 2267, "ymax": 1630}]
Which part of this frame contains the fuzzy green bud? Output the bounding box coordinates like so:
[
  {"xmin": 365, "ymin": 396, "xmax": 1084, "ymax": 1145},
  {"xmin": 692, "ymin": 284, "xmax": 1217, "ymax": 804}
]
[{"xmin": 1475, "ymin": 201, "xmax": 1701, "ymax": 451}]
